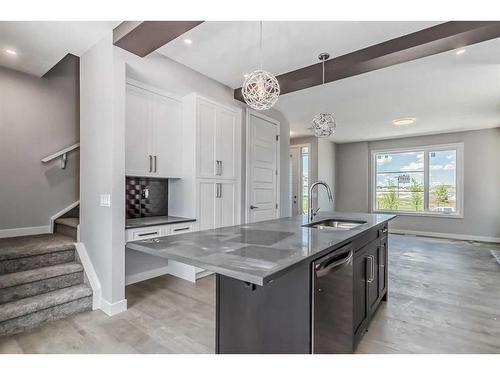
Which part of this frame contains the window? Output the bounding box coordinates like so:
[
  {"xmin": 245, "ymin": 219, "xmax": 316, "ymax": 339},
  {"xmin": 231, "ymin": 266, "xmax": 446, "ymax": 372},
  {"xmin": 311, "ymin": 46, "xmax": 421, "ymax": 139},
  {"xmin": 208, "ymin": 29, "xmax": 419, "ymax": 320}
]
[{"xmin": 372, "ymin": 144, "xmax": 463, "ymax": 216}]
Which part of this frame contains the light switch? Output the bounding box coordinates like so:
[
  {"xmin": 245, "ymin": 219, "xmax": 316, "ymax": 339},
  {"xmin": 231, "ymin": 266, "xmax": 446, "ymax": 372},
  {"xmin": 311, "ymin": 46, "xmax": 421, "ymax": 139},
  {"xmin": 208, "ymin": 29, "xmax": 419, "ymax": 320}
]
[{"xmin": 100, "ymin": 194, "xmax": 111, "ymax": 207}]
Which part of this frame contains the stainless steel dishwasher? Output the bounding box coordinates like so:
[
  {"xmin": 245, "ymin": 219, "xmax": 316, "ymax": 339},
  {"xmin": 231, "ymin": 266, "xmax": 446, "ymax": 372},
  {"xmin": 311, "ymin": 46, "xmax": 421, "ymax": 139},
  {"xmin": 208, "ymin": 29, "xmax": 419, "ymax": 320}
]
[{"xmin": 312, "ymin": 242, "xmax": 354, "ymax": 354}]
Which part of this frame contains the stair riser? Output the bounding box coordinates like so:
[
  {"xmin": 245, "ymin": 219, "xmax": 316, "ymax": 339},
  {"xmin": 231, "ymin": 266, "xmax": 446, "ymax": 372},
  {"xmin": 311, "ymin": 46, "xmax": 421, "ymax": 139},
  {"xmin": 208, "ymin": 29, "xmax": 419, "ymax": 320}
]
[
  {"xmin": 0, "ymin": 296, "xmax": 92, "ymax": 337},
  {"xmin": 54, "ymin": 224, "xmax": 77, "ymax": 240},
  {"xmin": 0, "ymin": 272, "xmax": 84, "ymax": 304},
  {"xmin": 0, "ymin": 250, "xmax": 75, "ymax": 275}
]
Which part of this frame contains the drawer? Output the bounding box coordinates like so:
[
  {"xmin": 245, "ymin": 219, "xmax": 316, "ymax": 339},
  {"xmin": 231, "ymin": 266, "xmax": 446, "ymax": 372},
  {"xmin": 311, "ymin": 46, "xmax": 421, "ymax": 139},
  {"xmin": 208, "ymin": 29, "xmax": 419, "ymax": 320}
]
[
  {"xmin": 128, "ymin": 226, "xmax": 164, "ymax": 241},
  {"xmin": 168, "ymin": 222, "xmax": 195, "ymax": 236}
]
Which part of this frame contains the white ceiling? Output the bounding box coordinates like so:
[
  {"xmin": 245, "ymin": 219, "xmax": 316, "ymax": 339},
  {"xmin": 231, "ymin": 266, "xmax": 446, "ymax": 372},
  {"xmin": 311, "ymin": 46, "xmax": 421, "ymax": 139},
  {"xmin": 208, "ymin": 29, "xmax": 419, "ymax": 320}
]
[
  {"xmin": 158, "ymin": 21, "xmax": 439, "ymax": 89},
  {"xmin": 0, "ymin": 21, "xmax": 119, "ymax": 76},
  {"xmin": 158, "ymin": 21, "xmax": 500, "ymax": 143}
]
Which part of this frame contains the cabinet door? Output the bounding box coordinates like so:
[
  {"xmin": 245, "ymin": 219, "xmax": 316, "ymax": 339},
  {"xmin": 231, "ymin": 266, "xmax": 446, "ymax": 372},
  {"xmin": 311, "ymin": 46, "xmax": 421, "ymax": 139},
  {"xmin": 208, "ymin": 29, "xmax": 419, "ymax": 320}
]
[
  {"xmin": 198, "ymin": 181, "xmax": 218, "ymax": 231},
  {"xmin": 367, "ymin": 245, "xmax": 380, "ymax": 313},
  {"xmin": 216, "ymin": 108, "xmax": 238, "ymax": 180},
  {"xmin": 353, "ymin": 253, "xmax": 368, "ymax": 335},
  {"xmin": 125, "ymin": 85, "xmax": 153, "ymax": 176},
  {"xmin": 218, "ymin": 182, "xmax": 237, "ymax": 228},
  {"xmin": 197, "ymin": 101, "xmax": 217, "ymax": 178},
  {"xmin": 152, "ymin": 93, "xmax": 182, "ymax": 178}
]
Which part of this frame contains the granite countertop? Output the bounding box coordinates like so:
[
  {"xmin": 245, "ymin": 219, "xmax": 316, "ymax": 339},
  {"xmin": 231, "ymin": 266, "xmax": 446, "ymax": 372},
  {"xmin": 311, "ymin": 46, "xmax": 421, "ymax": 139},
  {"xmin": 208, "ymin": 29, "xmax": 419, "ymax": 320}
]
[
  {"xmin": 126, "ymin": 211, "xmax": 395, "ymax": 285},
  {"xmin": 125, "ymin": 216, "xmax": 196, "ymax": 229}
]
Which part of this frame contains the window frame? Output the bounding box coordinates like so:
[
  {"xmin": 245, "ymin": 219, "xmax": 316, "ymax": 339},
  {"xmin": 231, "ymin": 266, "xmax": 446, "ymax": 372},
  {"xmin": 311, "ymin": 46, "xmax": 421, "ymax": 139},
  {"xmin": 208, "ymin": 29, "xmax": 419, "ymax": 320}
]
[{"xmin": 370, "ymin": 143, "xmax": 464, "ymax": 218}]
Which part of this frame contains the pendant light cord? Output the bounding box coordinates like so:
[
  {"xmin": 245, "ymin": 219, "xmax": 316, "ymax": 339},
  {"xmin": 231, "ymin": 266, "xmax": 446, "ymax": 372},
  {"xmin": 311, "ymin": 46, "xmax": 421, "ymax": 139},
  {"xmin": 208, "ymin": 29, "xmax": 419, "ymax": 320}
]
[{"xmin": 259, "ymin": 21, "xmax": 263, "ymax": 70}]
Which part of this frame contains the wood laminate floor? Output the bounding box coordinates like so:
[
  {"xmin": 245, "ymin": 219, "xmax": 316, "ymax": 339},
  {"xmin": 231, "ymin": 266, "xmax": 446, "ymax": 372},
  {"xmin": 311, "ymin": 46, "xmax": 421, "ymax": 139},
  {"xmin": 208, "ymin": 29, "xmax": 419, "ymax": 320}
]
[{"xmin": 1, "ymin": 234, "xmax": 500, "ymax": 354}]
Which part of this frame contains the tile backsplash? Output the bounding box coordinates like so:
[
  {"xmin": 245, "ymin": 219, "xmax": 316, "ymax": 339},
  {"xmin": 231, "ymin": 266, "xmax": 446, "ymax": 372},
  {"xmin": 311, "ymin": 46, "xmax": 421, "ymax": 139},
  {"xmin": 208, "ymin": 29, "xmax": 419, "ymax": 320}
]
[{"xmin": 125, "ymin": 176, "xmax": 168, "ymax": 219}]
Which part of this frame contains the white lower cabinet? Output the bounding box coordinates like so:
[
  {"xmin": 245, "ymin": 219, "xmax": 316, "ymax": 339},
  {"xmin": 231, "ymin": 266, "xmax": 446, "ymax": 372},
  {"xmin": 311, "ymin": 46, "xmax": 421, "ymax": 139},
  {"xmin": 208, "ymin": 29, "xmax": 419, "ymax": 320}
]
[
  {"xmin": 125, "ymin": 221, "xmax": 211, "ymax": 285},
  {"xmin": 197, "ymin": 180, "xmax": 238, "ymax": 231}
]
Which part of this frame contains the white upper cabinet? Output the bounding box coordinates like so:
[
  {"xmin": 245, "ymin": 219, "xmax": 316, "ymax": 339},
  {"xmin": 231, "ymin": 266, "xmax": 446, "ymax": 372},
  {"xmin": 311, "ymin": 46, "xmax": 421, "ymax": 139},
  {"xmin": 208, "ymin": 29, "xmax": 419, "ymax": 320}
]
[
  {"xmin": 125, "ymin": 83, "xmax": 182, "ymax": 178},
  {"xmin": 196, "ymin": 97, "xmax": 240, "ymax": 180}
]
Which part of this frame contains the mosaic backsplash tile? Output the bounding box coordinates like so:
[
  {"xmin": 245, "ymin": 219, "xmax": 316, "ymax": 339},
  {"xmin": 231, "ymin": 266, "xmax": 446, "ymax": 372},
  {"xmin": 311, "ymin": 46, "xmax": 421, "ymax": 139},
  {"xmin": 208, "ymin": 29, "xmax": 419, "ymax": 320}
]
[{"xmin": 126, "ymin": 176, "xmax": 168, "ymax": 219}]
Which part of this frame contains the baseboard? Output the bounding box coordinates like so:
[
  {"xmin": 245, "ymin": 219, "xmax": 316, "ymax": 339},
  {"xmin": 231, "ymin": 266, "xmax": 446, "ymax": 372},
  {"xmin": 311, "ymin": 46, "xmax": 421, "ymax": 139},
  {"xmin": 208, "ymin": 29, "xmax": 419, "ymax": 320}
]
[
  {"xmin": 100, "ymin": 298, "xmax": 128, "ymax": 316},
  {"xmin": 125, "ymin": 266, "xmax": 171, "ymax": 286},
  {"xmin": 389, "ymin": 228, "xmax": 500, "ymax": 243},
  {"xmin": 74, "ymin": 242, "xmax": 102, "ymax": 310},
  {"xmin": 0, "ymin": 225, "xmax": 50, "ymax": 239}
]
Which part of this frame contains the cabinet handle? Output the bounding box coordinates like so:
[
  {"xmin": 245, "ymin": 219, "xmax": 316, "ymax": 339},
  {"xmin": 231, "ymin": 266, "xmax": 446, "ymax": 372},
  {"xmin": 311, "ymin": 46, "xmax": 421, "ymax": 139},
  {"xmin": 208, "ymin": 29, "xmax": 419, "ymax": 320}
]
[
  {"xmin": 215, "ymin": 183, "xmax": 220, "ymax": 198},
  {"xmin": 219, "ymin": 160, "xmax": 223, "ymax": 176},
  {"xmin": 173, "ymin": 227, "xmax": 190, "ymax": 232},
  {"xmin": 154, "ymin": 155, "xmax": 157, "ymax": 173},
  {"xmin": 367, "ymin": 255, "xmax": 374, "ymax": 283},
  {"xmin": 219, "ymin": 183, "xmax": 223, "ymax": 198},
  {"xmin": 216, "ymin": 160, "xmax": 222, "ymax": 176},
  {"xmin": 149, "ymin": 155, "xmax": 153, "ymax": 173},
  {"xmin": 138, "ymin": 231, "xmax": 159, "ymax": 237}
]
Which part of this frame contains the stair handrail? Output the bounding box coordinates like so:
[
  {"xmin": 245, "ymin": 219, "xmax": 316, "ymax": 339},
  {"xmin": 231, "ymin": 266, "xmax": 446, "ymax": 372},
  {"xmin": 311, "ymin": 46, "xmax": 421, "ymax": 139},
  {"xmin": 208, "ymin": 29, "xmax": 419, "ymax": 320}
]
[{"xmin": 41, "ymin": 142, "xmax": 80, "ymax": 169}]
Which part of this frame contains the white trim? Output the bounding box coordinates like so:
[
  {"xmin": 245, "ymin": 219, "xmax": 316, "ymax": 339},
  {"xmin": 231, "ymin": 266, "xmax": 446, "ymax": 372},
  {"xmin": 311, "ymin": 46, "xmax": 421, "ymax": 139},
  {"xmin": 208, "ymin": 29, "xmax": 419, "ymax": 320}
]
[
  {"xmin": 99, "ymin": 298, "xmax": 128, "ymax": 316},
  {"xmin": 0, "ymin": 225, "xmax": 50, "ymax": 239},
  {"xmin": 74, "ymin": 242, "xmax": 102, "ymax": 311},
  {"xmin": 125, "ymin": 266, "xmax": 170, "ymax": 286},
  {"xmin": 50, "ymin": 200, "xmax": 80, "ymax": 232},
  {"xmin": 290, "ymin": 143, "xmax": 311, "ymax": 215},
  {"xmin": 389, "ymin": 228, "xmax": 500, "ymax": 244},
  {"xmin": 245, "ymin": 109, "xmax": 281, "ymax": 223},
  {"xmin": 370, "ymin": 142, "xmax": 464, "ymax": 217}
]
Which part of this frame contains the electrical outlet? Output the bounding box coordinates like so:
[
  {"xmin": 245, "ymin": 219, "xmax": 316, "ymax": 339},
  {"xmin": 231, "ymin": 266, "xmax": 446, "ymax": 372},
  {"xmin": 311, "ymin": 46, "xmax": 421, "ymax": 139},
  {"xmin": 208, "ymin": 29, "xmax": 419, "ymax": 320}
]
[{"xmin": 100, "ymin": 194, "xmax": 111, "ymax": 207}]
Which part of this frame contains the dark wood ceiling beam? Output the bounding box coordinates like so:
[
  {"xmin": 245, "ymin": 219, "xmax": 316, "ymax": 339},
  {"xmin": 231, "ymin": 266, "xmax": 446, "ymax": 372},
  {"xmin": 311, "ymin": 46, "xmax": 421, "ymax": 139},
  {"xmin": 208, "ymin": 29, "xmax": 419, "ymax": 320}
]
[
  {"xmin": 234, "ymin": 21, "xmax": 500, "ymax": 101},
  {"xmin": 113, "ymin": 21, "xmax": 204, "ymax": 57}
]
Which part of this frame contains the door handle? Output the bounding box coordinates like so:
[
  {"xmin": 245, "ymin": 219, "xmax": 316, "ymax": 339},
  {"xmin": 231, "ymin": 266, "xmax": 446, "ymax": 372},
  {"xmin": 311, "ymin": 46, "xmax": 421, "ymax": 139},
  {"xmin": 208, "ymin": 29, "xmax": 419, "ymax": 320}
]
[
  {"xmin": 149, "ymin": 155, "xmax": 153, "ymax": 173},
  {"xmin": 250, "ymin": 205, "xmax": 259, "ymax": 209},
  {"xmin": 154, "ymin": 155, "xmax": 157, "ymax": 173}
]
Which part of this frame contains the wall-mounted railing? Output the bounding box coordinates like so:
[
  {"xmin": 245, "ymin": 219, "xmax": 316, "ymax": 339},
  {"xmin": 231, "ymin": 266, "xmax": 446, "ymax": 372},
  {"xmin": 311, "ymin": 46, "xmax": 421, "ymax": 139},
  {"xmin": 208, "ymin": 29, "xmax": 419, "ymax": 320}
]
[{"xmin": 41, "ymin": 143, "xmax": 80, "ymax": 169}]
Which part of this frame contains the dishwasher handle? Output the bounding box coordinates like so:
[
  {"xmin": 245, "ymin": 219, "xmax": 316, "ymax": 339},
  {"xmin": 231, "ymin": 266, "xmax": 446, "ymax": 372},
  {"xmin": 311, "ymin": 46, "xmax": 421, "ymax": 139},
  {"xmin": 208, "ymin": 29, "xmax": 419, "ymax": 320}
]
[{"xmin": 315, "ymin": 246, "xmax": 353, "ymax": 278}]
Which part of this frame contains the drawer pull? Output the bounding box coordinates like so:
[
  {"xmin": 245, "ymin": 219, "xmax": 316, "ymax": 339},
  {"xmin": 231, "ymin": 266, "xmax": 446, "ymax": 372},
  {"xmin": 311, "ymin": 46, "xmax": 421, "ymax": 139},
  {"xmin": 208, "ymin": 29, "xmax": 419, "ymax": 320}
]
[
  {"xmin": 173, "ymin": 227, "xmax": 190, "ymax": 232},
  {"xmin": 137, "ymin": 231, "xmax": 159, "ymax": 237}
]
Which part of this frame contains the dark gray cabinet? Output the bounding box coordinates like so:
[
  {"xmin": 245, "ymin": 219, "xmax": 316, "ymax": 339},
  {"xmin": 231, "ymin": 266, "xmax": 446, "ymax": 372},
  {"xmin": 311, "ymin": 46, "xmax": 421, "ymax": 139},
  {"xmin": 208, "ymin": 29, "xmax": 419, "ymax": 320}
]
[{"xmin": 353, "ymin": 223, "xmax": 388, "ymax": 347}]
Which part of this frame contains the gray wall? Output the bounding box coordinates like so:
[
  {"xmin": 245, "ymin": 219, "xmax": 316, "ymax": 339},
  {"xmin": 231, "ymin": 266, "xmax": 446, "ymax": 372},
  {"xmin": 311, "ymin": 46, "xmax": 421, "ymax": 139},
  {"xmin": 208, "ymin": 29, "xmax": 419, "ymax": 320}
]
[
  {"xmin": 0, "ymin": 55, "xmax": 79, "ymax": 231},
  {"xmin": 335, "ymin": 128, "xmax": 500, "ymax": 238}
]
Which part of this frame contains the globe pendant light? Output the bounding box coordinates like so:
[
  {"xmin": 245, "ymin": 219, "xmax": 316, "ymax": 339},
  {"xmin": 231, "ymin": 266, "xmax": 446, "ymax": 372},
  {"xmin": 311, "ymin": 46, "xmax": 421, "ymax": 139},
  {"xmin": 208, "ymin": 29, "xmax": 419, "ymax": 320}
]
[
  {"xmin": 242, "ymin": 21, "xmax": 280, "ymax": 111},
  {"xmin": 311, "ymin": 52, "xmax": 336, "ymax": 137}
]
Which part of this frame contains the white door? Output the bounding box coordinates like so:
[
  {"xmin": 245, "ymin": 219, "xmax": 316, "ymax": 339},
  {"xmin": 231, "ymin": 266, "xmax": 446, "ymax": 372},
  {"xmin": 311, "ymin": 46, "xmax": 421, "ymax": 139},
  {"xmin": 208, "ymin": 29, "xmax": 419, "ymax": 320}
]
[
  {"xmin": 289, "ymin": 147, "xmax": 300, "ymax": 215},
  {"xmin": 216, "ymin": 108, "xmax": 238, "ymax": 180},
  {"xmin": 125, "ymin": 85, "xmax": 153, "ymax": 176},
  {"xmin": 153, "ymin": 93, "xmax": 182, "ymax": 178},
  {"xmin": 198, "ymin": 180, "xmax": 217, "ymax": 231},
  {"xmin": 246, "ymin": 110, "xmax": 279, "ymax": 223},
  {"xmin": 197, "ymin": 100, "xmax": 217, "ymax": 178}
]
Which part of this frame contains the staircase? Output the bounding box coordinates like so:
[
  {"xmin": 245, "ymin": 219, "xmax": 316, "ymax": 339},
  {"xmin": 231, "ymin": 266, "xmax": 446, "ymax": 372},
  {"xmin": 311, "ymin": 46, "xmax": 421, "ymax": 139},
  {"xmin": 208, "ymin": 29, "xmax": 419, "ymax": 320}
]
[{"xmin": 0, "ymin": 208, "xmax": 91, "ymax": 336}]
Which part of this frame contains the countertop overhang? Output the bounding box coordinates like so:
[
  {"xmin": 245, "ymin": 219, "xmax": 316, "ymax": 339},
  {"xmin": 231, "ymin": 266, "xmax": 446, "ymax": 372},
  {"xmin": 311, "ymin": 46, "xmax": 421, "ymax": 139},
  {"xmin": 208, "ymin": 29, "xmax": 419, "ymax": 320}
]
[
  {"xmin": 125, "ymin": 216, "xmax": 196, "ymax": 229},
  {"xmin": 126, "ymin": 212, "xmax": 395, "ymax": 286}
]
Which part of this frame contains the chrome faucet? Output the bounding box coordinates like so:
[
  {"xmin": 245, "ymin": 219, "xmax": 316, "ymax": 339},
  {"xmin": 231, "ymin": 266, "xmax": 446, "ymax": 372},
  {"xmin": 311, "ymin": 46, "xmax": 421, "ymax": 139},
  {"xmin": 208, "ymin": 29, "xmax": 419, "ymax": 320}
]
[{"xmin": 308, "ymin": 181, "xmax": 333, "ymax": 221}]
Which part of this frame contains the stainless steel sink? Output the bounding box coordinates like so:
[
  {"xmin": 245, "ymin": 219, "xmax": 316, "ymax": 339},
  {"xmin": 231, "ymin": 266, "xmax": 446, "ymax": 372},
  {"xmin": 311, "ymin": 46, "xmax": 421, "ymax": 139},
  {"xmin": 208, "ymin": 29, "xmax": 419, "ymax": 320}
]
[{"xmin": 302, "ymin": 218, "xmax": 367, "ymax": 231}]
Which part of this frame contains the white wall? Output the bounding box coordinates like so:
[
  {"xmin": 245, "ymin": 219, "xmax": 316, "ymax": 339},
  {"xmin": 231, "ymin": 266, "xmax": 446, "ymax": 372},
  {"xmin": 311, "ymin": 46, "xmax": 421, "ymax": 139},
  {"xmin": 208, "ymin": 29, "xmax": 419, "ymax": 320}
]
[
  {"xmin": 317, "ymin": 138, "xmax": 336, "ymax": 211},
  {"xmin": 335, "ymin": 128, "xmax": 500, "ymax": 239},
  {"xmin": 0, "ymin": 55, "xmax": 79, "ymax": 233},
  {"xmin": 80, "ymin": 34, "xmax": 126, "ymax": 310}
]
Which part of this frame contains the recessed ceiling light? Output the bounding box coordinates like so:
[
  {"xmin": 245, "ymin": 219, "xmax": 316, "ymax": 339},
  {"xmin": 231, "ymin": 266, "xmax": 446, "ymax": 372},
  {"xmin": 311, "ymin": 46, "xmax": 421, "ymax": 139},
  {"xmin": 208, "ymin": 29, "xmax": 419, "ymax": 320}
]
[
  {"xmin": 4, "ymin": 49, "xmax": 17, "ymax": 56},
  {"xmin": 392, "ymin": 117, "xmax": 416, "ymax": 126},
  {"xmin": 456, "ymin": 49, "xmax": 466, "ymax": 55},
  {"xmin": 184, "ymin": 39, "xmax": 193, "ymax": 45}
]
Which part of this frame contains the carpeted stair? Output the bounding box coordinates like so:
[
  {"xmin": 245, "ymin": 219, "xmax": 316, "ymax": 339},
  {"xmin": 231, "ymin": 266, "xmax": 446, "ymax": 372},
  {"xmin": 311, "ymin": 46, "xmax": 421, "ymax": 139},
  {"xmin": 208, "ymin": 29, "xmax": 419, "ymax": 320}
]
[{"xmin": 0, "ymin": 233, "xmax": 92, "ymax": 336}]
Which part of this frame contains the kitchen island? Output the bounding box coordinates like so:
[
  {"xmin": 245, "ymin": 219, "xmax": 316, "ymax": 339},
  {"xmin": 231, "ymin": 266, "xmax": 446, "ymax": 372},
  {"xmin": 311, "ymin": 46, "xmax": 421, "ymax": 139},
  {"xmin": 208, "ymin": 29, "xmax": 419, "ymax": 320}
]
[{"xmin": 126, "ymin": 211, "xmax": 395, "ymax": 354}]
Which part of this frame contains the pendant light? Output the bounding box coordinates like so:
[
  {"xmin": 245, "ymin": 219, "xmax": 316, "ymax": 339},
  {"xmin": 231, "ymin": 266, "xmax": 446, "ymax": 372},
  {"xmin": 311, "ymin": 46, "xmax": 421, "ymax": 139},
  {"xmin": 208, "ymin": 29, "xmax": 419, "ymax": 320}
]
[
  {"xmin": 242, "ymin": 21, "xmax": 280, "ymax": 111},
  {"xmin": 311, "ymin": 52, "xmax": 336, "ymax": 137}
]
